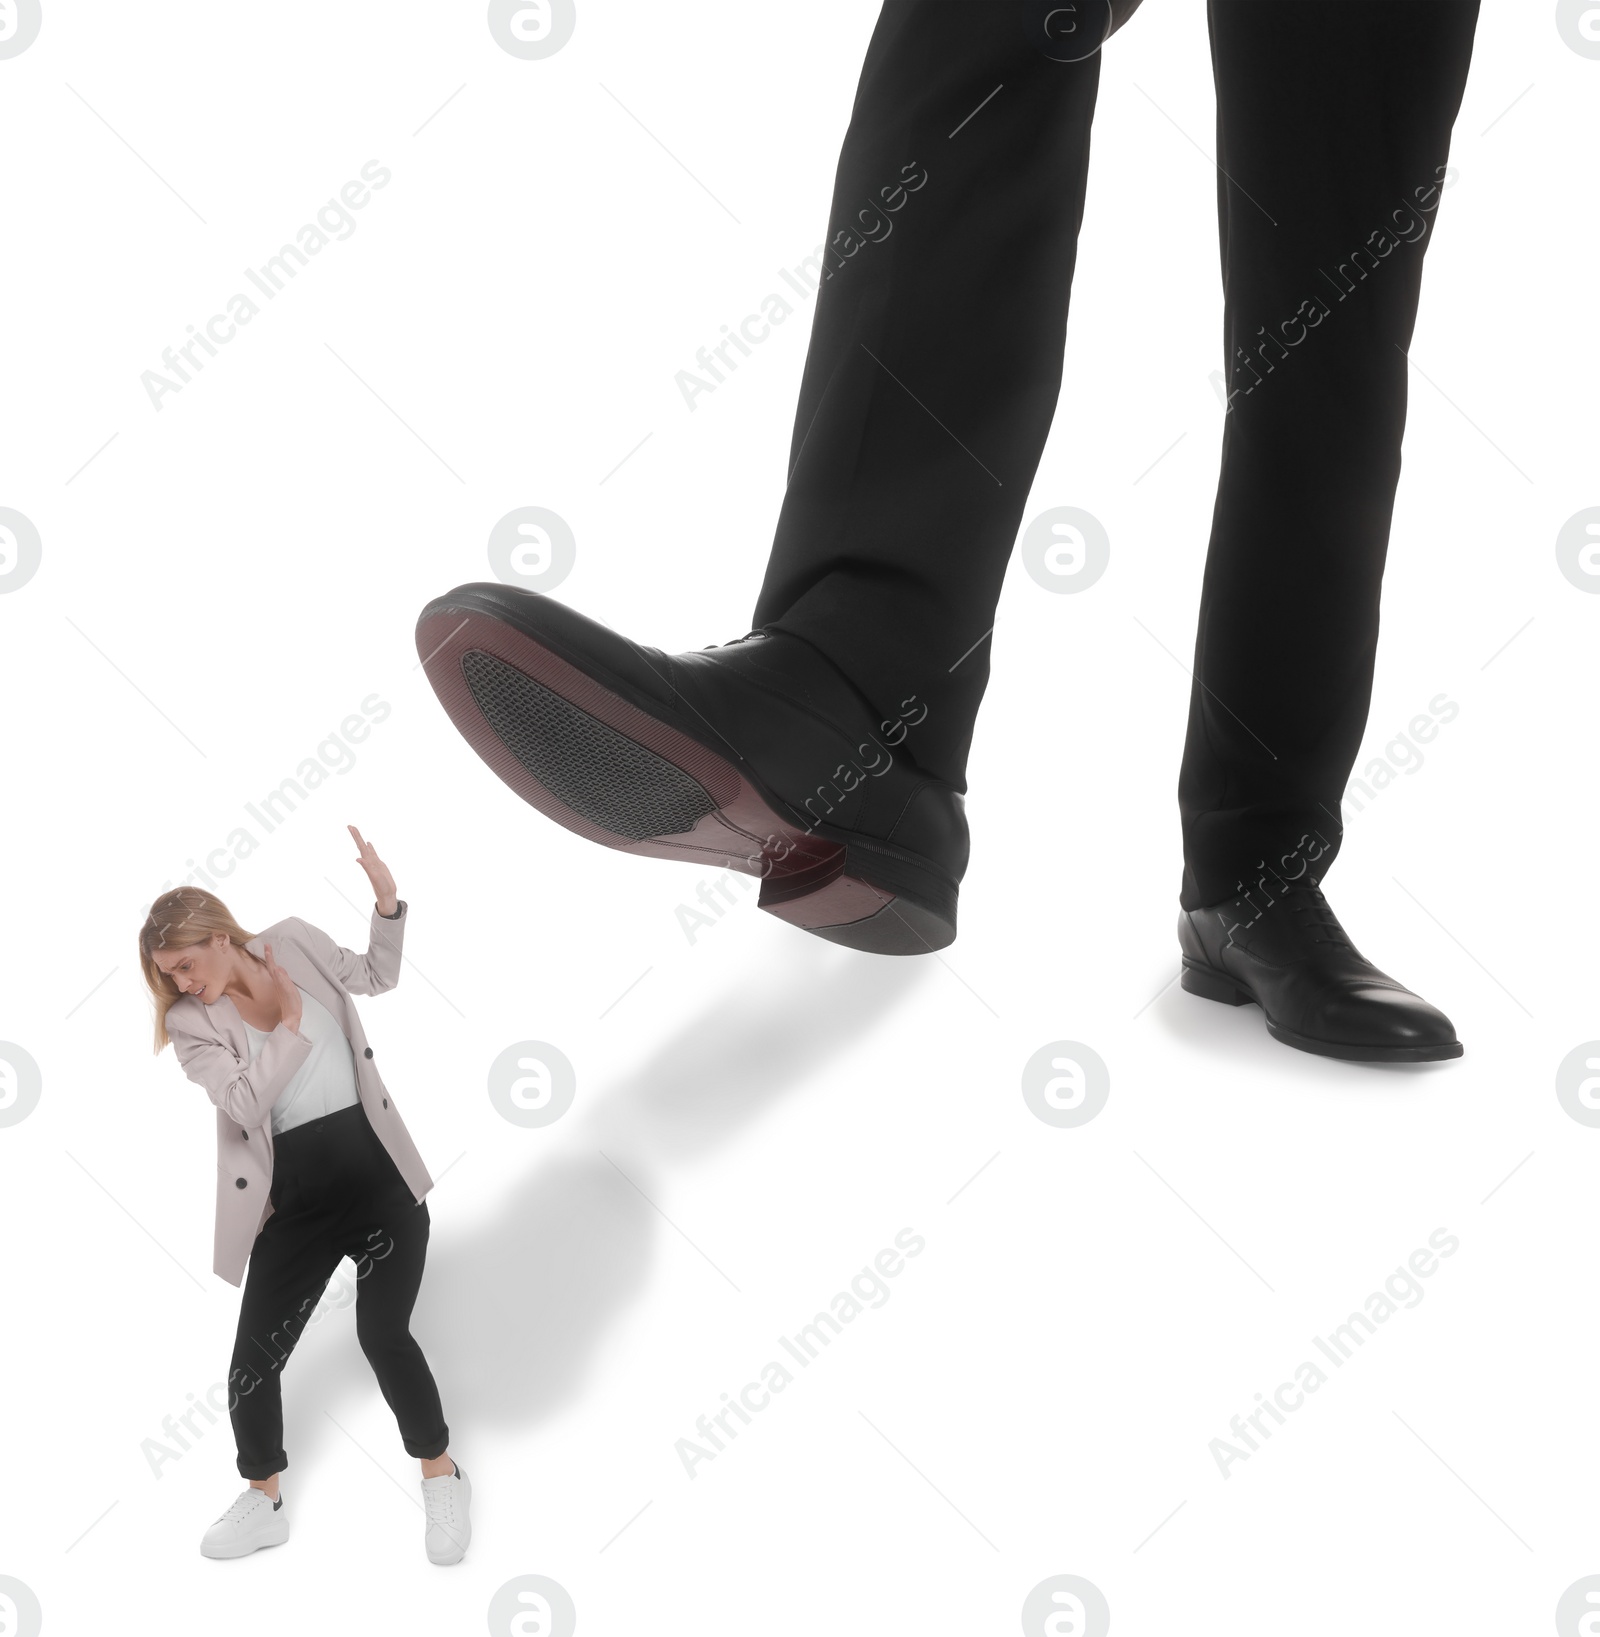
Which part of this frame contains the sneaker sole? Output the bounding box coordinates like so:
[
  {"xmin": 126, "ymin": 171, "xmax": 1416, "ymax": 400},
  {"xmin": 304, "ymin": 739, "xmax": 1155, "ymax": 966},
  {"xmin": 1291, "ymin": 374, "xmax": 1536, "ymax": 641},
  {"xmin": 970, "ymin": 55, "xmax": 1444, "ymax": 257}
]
[
  {"xmin": 200, "ymin": 1520, "xmax": 290, "ymax": 1559},
  {"xmin": 1179, "ymin": 959, "xmax": 1465, "ymax": 1062},
  {"xmin": 415, "ymin": 595, "xmax": 956, "ymax": 955}
]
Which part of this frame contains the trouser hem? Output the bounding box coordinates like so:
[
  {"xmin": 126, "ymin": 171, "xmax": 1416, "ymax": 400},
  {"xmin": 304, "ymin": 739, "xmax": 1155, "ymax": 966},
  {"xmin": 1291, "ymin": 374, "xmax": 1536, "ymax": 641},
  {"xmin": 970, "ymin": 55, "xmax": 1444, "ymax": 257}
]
[
  {"xmin": 236, "ymin": 1452, "xmax": 287, "ymax": 1480},
  {"xmin": 404, "ymin": 1426, "xmax": 450, "ymax": 1461}
]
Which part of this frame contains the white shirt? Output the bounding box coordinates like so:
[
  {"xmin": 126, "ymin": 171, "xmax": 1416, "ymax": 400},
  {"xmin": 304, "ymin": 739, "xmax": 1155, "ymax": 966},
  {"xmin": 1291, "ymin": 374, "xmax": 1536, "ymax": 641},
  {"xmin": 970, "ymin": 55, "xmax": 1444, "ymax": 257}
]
[{"xmin": 239, "ymin": 986, "xmax": 361, "ymax": 1137}]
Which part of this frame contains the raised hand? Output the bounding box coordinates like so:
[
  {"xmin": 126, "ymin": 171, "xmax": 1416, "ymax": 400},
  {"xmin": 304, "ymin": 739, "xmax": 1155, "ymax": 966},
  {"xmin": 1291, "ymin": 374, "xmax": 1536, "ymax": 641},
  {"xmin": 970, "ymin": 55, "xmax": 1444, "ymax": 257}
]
[
  {"xmin": 261, "ymin": 942, "xmax": 303, "ymax": 1034},
  {"xmin": 349, "ymin": 824, "xmax": 398, "ymax": 916}
]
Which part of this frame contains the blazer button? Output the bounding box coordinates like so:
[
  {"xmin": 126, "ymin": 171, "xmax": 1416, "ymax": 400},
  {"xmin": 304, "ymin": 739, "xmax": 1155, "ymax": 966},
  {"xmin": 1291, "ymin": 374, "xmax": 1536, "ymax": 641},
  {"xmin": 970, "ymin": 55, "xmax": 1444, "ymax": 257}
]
[
  {"xmin": 242, "ymin": 1129, "xmax": 249, "ymax": 1141},
  {"xmin": 235, "ymin": 1177, "xmax": 248, "ymax": 1189},
  {"xmin": 364, "ymin": 1047, "xmax": 373, "ymax": 1059},
  {"xmin": 382, "ymin": 1098, "xmax": 389, "ymax": 1108}
]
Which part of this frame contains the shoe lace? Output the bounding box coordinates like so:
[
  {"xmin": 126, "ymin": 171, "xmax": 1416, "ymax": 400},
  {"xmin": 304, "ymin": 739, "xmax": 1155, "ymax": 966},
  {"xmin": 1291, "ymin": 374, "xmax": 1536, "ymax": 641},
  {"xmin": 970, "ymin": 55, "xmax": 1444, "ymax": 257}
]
[
  {"xmin": 423, "ymin": 1480, "xmax": 458, "ymax": 1529},
  {"xmin": 1286, "ymin": 882, "xmax": 1350, "ymax": 946},
  {"xmin": 214, "ymin": 1489, "xmax": 268, "ymax": 1526}
]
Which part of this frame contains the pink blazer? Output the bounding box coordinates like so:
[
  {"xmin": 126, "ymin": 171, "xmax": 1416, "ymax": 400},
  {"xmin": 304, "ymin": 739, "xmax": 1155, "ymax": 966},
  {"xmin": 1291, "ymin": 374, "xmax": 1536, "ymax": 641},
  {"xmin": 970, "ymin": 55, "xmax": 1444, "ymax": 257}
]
[{"xmin": 165, "ymin": 903, "xmax": 433, "ymax": 1286}]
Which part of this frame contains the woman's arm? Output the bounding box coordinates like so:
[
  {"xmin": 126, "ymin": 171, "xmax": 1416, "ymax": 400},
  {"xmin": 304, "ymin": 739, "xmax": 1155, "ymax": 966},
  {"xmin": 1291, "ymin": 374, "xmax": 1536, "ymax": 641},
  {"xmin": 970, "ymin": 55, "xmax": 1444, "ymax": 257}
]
[
  {"xmin": 287, "ymin": 824, "xmax": 407, "ymax": 996},
  {"xmin": 168, "ymin": 1002, "xmax": 312, "ymax": 1128},
  {"xmin": 288, "ymin": 903, "xmax": 406, "ymax": 996}
]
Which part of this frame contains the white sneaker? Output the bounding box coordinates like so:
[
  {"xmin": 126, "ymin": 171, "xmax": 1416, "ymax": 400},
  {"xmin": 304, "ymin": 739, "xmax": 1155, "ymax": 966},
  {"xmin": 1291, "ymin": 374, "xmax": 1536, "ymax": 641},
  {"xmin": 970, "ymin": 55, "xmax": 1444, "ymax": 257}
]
[
  {"xmin": 200, "ymin": 1486, "xmax": 289, "ymax": 1559},
  {"xmin": 421, "ymin": 1460, "xmax": 471, "ymax": 1564}
]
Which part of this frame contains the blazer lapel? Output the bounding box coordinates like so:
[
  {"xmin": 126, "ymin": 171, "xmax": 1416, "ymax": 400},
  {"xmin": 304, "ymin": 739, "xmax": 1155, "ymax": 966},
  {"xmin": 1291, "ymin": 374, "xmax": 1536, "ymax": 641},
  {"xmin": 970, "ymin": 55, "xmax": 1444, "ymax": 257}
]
[{"xmin": 203, "ymin": 991, "xmax": 248, "ymax": 1059}]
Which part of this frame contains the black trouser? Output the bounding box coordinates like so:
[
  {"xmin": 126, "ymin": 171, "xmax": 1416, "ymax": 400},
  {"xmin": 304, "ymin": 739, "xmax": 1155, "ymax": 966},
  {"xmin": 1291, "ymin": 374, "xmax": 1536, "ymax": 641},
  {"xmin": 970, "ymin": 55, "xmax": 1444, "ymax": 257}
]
[
  {"xmin": 227, "ymin": 1103, "xmax": 448, "ymax": 1480},
  {"xmin": 748, "ymin": 0, "xmax": 1479, "ymax": 910}
]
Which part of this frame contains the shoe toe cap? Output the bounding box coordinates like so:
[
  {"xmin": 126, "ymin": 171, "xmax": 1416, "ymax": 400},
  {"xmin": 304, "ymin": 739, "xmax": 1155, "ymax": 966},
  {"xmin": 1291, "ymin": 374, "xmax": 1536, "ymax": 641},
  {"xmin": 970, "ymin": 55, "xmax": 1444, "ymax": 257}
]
[{"xmin": 1323, "ymin": 983, "xmax": 1459, "ymax": 1049}]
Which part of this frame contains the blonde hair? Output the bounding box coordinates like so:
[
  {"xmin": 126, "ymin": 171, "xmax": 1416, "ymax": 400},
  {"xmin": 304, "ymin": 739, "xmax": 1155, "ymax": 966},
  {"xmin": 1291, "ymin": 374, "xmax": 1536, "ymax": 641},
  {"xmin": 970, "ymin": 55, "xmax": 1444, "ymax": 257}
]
[{"xmin": 138, "ymin": 887, "xmax": 259, "ymax": 1053}]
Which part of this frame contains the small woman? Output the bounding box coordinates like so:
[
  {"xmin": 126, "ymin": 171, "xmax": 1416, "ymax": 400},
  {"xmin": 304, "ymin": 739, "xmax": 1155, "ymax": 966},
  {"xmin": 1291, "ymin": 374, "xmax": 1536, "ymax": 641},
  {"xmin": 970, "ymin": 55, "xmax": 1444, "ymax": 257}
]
[{"xmin": 138, "ymin": 826, "xmax": 471, "ymax": 1564}]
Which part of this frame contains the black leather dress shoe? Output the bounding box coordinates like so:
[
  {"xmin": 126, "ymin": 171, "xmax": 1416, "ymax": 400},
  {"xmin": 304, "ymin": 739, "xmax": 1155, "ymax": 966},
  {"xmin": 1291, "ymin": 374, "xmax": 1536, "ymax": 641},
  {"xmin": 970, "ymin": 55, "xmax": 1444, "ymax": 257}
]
[
  {"xmin": 415, "ymin": 583, "xmax": 968, "ymax": 954},
  {"xmin": 1177, "ymin": 880, "xmax": 1463, "ymax": 1062}
]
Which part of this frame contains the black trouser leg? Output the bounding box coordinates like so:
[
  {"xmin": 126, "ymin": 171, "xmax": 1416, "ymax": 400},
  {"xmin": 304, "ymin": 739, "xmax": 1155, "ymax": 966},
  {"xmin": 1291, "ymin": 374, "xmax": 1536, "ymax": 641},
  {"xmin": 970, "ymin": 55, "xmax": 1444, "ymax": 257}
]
[
  {"xmin": 1176, "ymin": 0, "xmax": 1479, "ymax": 909},
  {"xmin": 227, "ymin": 1106, "xmax": 448, "ymax": 1478},
  {"xmin": 749, "ymin": 0, "xmax": 1109, "ymax": 790},
  {"xmin": 228, "ymin": 1226, "xmax": 342, "ymax": 1479},
  {"xmin": 348, "ymin": 1199, "xmax": 449, "ymax": 1461}
]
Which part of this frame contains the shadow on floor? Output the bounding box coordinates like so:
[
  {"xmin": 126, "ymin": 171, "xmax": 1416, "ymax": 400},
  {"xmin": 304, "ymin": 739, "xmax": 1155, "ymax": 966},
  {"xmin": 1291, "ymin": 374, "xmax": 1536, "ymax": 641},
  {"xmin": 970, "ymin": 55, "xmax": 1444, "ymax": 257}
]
[{"xmin": 279, "ymin": 935, "xmax": 931, "ymax": 1469}]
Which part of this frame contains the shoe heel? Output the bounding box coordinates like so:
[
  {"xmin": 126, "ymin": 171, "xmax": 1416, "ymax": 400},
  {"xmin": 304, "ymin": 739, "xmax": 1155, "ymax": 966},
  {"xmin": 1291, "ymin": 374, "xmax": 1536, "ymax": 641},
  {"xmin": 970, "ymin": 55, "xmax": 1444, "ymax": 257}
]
[
  {"xmin": 758, "ymin": 869, "xmax": 955, "ymax": 955},
  {"xmin": 1180, "ymin": 960, "xmax": 1252, "ymax": 1006},
  {"xmin": 755, "ymin": 831, "xmax": 959, "ymax": 956}
]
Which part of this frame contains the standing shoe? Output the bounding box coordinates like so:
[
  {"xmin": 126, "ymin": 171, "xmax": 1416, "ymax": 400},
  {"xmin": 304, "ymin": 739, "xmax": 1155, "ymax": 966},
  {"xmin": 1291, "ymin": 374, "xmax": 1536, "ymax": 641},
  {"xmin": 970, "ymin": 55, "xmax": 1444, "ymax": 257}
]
[
  {"xmin": 415, "ymin": 583, "xmax": 969, "ymax": 954},
  {"xmin": 422, "ymin": 1460, "xmax": 472, "ymax": 1565},
  {"xmin": 199, "ymin": 1486, "xmax": 290, "ymax": 1559},
  {"xmin": 1178, "ymin": 879, "xmax": 1463, "ymax": 1062}
]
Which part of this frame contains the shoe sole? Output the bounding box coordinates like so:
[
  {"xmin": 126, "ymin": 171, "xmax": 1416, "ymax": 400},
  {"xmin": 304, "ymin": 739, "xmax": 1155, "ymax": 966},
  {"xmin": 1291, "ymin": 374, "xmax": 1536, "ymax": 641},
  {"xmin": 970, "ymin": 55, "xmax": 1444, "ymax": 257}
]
[
  {"xmin": 415, "ymin": 594, "xmax": 956, "ymax": 955},
  {"xmin": 1179, "ymin": 959, "xmax": 1464, "ymax": 1062},
  {"xmin": 200, "ymin": 1521, "xmax": 290, "ymax": 1559}
]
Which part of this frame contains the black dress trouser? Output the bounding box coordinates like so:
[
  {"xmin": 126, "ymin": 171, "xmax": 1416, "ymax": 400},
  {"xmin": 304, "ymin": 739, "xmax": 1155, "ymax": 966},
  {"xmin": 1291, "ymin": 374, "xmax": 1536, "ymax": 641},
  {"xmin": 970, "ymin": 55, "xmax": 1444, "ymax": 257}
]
[
  {"xmin": 227, "ymin": 1103, "xmax": 449, "ymax": 1479},
  {"xmin": 748, "ymin": 0, "xmax": 1480, "ymax": 910}
]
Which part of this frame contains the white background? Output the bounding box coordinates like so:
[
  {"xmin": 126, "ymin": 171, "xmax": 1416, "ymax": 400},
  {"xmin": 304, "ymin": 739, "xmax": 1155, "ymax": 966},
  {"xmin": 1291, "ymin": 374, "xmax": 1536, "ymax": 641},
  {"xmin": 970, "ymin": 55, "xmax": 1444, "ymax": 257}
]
[{"xmin": 2, "ymin": 1, "xmax": 1597, "ymax": 1632}]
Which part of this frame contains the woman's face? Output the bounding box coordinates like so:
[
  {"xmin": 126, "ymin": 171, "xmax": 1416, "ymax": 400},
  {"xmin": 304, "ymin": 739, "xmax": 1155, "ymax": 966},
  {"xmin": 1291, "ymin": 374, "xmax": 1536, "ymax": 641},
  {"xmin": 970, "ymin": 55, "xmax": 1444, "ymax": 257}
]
[{"xmin": 151, "ymin": 935, "xmax": 233, "ymax": 1003}]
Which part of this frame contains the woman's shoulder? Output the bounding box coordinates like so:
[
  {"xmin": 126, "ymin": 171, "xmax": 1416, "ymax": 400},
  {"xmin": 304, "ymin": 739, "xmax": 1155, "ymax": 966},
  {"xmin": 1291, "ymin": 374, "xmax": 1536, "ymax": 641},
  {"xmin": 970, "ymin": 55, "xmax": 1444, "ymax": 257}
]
[
  {"xmin": 165, "ymin": 992, "xmax": 210, "ymax": 1038},
  {"xmin": 255, "ymin": 915, "xmax": 324, "ymax": 952}
]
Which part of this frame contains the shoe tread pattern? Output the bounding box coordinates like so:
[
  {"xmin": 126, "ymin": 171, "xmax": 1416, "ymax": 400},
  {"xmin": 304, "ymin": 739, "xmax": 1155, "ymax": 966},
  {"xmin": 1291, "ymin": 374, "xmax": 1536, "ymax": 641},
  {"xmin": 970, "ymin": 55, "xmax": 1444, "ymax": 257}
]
[{"xmin": 462, "ymin": 648, "xmax": 715, "ymax": 841}]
